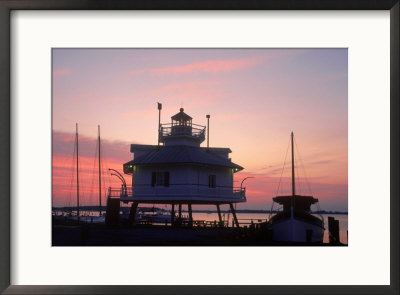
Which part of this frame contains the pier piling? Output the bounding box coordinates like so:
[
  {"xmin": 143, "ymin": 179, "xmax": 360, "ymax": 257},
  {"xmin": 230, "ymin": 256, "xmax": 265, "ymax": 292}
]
[
  {"xmin": 105, "ymin": 197, "xmax": 120, "ymax": 226},
  {"xmin": 328, "ymin": 216, "xmax": 340, "ymax": 244}
]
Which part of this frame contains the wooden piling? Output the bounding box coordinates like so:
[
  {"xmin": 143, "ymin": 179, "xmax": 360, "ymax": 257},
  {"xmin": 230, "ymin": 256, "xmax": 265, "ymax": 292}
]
[
  {"xmin": 328, "ymin": 216, "xmax": 340, "ymax": 244},
  {"xmin": 105, "ymin": 197, "xmax": 120, "ymax": 226}
]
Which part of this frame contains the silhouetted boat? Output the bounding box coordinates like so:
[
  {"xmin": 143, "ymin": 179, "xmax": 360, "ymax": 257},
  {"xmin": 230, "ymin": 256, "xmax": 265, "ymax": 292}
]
[
  {"xmin": 268, "ymin": 132, "xmax": 325, "ymax": 243},
  {"xmin": 53, "ymin": 124, "xmax": 106, "ymax": 224}
]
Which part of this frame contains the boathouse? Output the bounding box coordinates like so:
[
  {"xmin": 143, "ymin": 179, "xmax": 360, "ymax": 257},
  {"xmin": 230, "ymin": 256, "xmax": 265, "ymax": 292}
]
[{"xmin": 106, "ymin": 105, "xmax": 246, "ymax": 227}]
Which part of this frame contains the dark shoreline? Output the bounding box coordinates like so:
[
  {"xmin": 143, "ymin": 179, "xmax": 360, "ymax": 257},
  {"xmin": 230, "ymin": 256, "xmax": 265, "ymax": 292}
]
[{"xmin": 52, "ymin": 206, "xmax": 348, "ymax": 215}]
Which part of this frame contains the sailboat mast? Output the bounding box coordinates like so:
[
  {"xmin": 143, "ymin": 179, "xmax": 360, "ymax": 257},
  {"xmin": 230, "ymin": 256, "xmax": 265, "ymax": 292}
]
[
  {"xmin": 76, "ymin": 123, "xmax": 80, "ymax": 223},
  {"xmin": 98, "ymin": 125, "xmax": 102, "ymax": 216},
  {"xmin": 291, "ymin": 131, "xmax": 295, "ymax": 196}
]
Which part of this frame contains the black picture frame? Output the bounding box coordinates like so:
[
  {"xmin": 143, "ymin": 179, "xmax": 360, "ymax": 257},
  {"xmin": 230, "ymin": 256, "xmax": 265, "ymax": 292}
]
[{"xmin": 0, "ymin": 1, "xmax": 398, "ymax": 294}]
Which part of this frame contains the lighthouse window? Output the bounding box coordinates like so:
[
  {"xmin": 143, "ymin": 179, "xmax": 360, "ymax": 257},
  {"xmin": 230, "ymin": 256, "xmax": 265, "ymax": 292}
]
[
  {"xmin": 151, "ymin": 172, "xmax": 170, "ymax": 187},
  {"xmin": 208, "ymin": 175, "xmax": 216, "ymax": 188}
]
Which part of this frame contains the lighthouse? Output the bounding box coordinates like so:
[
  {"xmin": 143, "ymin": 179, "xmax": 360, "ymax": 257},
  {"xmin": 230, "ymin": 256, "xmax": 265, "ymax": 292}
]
[{"xmin": 107, "ymin": 105, "xmax": 246, "ymax": 227}]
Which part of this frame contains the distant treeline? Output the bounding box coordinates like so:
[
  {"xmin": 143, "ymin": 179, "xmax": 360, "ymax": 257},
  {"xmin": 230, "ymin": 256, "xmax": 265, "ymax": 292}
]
[{"xmin": 52, "ymin": 206, "xmax": 348, "ymax": 215}]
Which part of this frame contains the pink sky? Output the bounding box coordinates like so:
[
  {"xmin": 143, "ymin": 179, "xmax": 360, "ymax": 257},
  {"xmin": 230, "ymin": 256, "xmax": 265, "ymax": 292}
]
[{"xmin": 52, "ymin": 49, "xmax": 348, "ymax": 211}]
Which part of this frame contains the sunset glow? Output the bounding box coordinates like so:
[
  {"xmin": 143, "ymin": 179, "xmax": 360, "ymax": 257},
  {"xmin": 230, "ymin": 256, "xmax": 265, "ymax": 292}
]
[{"xmin": 52, "ymin": 49, "xmax": 348, "ymax": 211}]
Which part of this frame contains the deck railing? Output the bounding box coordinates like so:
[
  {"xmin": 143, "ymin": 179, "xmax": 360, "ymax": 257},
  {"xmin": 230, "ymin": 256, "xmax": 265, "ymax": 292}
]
[
  {"xmin": 108, "ymin": 185, "xmax": 246, "ymax": 201},
  {"xmin": 108, "ymin": 186, "xmax": 132, "ymax": 198}
]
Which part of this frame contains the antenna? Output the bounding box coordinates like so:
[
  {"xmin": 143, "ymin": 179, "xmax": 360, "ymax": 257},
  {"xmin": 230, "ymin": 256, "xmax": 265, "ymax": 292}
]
[
  {"xmin": 76, "ymin": 123, "xmax": 80, "ymax": 224},
  {"xmin": 291, "ymin": 131, "xmax": 295, "ymax": 196},
  {"xmin": 157, "ymin": 102, "xmax": 162, "ymax": 148},
  {"xmin": 98, "ymin": 125, "xmax": 102, "ymax": 216},
  {"xmin": 206, "ymin": 114, "xmax": 210, "ymax": 151}
]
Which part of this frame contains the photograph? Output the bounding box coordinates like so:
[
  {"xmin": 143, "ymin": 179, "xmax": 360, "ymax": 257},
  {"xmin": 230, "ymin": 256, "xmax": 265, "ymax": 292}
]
[
  {"xmin": 2, "ymin": 1, "xmax": 397, "ymax": 293},
  {"xmin": 51, "ymin": 48, "xmax": 348, "ymax": 246}
]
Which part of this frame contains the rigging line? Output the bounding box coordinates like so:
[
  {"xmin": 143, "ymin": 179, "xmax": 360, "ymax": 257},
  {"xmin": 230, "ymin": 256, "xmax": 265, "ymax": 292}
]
[
  {"xmin": 67, "ymin": 133, "xmax": 78, "ymax": 210},
  {"xmin": 99, "ymin": 142, "xmax": 107, "ymax": 191},
  {"xmin": 294, "ymin": 138, "xmax": 313, "ymax": 196},
  {"xmin": 294, "ymin": 155, "xmax": 303, "ymax": 195},
  {"xmin": 100, "ymin": 147, "xmax": 109, "ymax": 202},
  {"xmin": 294, "ymin": 137, "xmax": 308, "ymax": 194},
  {"xmin": 67, "ymin": 137, "xmax": 76, "ymax": 208},
  {"xmin": 268, "ymin": 201, "xmax": 275, "ymax": 220},
  {"xmin": 101, "ymin": 144, "xmax": 119, "ymax": 200},
  {"xmin": 87, "ymin": 139, "xmax": 98, "ymax": 207},
  {"xmin": 276, "ymin": 136, "xmax": 291, "ymax": 195},
  {"xmin": 101, "ymin": 150, "xmax": 115, "ymax": 211},
  {"xmin": 93, "ymin": 139, "xmax": 100, "ymax": 202},
  {"xmin": 95, "ymin": 135, "xmax": 110, "ymax": 207},
  {"xmin": 54, "ymin": 140, "xmax": 68, "ymax": 210},
  {"xmin": 292, "ymin": 137, "xmax": 301, "ymax": 195}
]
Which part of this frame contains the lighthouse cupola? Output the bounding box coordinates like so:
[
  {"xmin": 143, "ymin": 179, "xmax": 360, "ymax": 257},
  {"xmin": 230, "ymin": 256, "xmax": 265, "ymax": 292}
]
[{"xmin": 159, "ymin": 108, "xmax": 206, "ymax": 147}]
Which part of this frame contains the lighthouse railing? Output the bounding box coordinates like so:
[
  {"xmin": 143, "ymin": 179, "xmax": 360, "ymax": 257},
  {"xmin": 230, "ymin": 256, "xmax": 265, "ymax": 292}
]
[
  {"xmin": 159, "ymin": 123, "xmax": 206, "ymax": 140},
  {"xmin": 108, "ymin": 185, "xmax": 246, "ymax": 201}
]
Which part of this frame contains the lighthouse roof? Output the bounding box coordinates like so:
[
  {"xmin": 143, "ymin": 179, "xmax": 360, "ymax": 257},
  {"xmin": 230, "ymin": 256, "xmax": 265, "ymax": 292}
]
[
  {"xmin": 124, "ymin": 145, "xmax": 243, "ymax": 171},
  {"xmin": 171, "ymin": 108, "xmax": 192, "ymax": 121}
]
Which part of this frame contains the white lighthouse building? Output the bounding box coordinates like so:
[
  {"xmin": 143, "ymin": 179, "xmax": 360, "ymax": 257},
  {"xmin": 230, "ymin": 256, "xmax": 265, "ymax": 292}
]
[{"xmin": 107, "ymin": 105, "xmax": 246, "ymax": 227}]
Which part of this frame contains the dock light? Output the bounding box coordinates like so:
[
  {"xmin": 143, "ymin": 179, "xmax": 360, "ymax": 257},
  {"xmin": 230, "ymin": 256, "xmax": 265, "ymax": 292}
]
[
  {"xmin": 241, "ymin": 176, "xmax": 255, "ymax": 190},
  {"xmin": 108, "ymin": 168, "xmax": 127, "ymax": 188}
]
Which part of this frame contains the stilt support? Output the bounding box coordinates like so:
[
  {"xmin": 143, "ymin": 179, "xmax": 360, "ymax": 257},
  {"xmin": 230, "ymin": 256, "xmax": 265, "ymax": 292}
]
[
  {"xmin": 216, "ymin": 204, "xmax": 223, "ymax": 227},
  {"xmin": 128, "ymin": 202, "xmax": 139, "ymax": 226},
  {"xmin": 171, "ymin": 204, "xmax": 175, "ymax": 226},
  {"xmin": 178, "ymin": 204, "xmax": 182, "ymax": 219},
  {"xmin": 188, "ymin": 203, "xmax": 193, "ymax": 227},
  {"xmin": 229, "ymin": 203, "xmax": 239, "ymax": 228}
]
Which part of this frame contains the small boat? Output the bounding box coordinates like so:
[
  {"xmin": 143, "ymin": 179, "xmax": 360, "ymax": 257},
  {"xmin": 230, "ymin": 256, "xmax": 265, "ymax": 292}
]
[
  {"xmin": 139, "ymin": 211, "xmax": 177, "ymax": 224},
  {"xmin": 268, "ymin": 132, "xmax": 325, "ymax": 243},
  {"xmin": 119, "ymin": 207, "xmax": 188, "ymax": 224}
]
